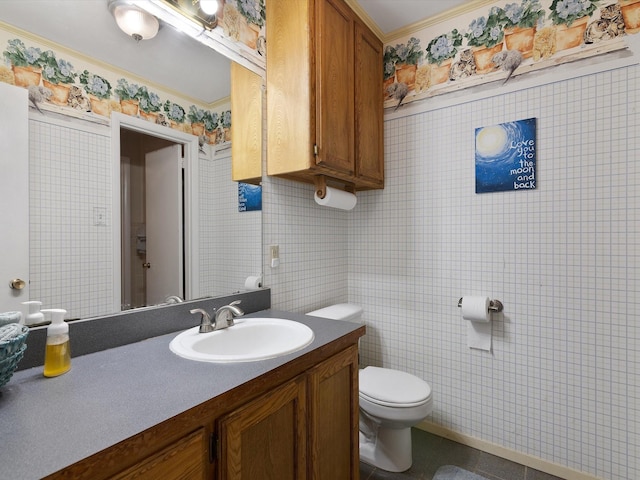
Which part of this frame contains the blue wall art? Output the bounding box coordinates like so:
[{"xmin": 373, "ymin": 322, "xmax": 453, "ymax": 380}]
[
  {"xmin": 238, "ymin": 182, "xmax": 262, "ymax": 212},
  {"xmin": 475, "ymin": 117, "xmax": 536, "ymax": 193}
]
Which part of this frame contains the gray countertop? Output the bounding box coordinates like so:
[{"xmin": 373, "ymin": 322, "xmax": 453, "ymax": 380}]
[{"xmin": 0, "ymin": 309, "xmax": 363, "ymax": 480}]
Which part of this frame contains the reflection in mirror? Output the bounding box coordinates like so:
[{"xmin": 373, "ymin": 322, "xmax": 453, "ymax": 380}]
[
  {"xmin": 120, "ymin": 129, "xmax": 183, "ymax": 310},
  {"xmin": 0, "ymin": 2, "xmax": 263, "ymax": 322}
]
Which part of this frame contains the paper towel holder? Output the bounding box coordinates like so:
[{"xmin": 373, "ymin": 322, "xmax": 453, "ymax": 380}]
[
  {"xmin": 457, "ymin": 297, "xmax": 503, "ymax": 312},
  {"xmin": 314, "ymin": 175, "xmax": 356, "ymax": 199}
]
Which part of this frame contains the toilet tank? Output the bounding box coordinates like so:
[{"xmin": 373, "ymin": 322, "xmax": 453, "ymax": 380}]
[{"xmin": 306, "ymin": 303, "xmax": 363, "ymax": 322}]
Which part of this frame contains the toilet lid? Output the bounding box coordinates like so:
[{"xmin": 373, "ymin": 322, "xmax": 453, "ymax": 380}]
[{"xmin": 359, "ymin": 367, "xmax": 431, "ymax": 407}]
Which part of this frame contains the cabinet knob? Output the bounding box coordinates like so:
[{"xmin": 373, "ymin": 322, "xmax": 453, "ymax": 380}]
[{"xmin": 143, "ymin": 263, "xmax": 151, "ymax": 269}]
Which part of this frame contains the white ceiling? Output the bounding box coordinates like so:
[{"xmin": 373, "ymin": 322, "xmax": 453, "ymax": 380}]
[
  {"xmin": 0, "ymin": 0, "xmax": 466, "ymax": 105},
  {"xmin": 356, "ymin": 0, "xmax": 470, "ymax": 35}
]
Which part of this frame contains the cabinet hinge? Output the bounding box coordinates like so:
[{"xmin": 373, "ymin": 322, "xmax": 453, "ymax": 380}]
[
  {"xmin": 209, "ymin": 433, "xmax": 217, "ymax": 463},
  {"xmin": 313, "ymin": 144, "xmax": 318, "ymax": 156}
]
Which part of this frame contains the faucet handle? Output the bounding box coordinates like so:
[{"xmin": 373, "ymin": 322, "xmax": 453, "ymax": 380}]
[
  {"xmin": 190, "ymin": 308, "xmax": 214, "ymax": 333},
  {"xmin": 229, "ymin": 300, "xmax": 244, "ymax": 317}
]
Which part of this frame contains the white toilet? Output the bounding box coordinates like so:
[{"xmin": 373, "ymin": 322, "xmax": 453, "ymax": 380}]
[{"xmin": 306, "ymin": 303, "xmax": 433, "ymax": 472}]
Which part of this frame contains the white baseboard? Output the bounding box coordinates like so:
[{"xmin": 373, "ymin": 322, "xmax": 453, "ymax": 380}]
[{"xmin": 416, "ymin": 421, "xmax": 602, "ymax": 480}]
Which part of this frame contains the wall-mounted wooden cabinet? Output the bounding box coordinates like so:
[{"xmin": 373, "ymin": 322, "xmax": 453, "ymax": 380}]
[
  {"xmin": 266, "ymin": 0, "xmax": 384, "ymax": 191},
  {"xmin": 231, "ymin": 62, "xmax": 262, "ymax": 185}
]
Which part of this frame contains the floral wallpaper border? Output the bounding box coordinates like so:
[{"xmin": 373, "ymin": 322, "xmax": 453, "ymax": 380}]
[
  {"xmin": 0, "ymin": 36, "xmax": 232, "ymax": 144},
  {"xmin": 0, "ymin": 0, "xmax": 273, "ymax": 141},
  {"xmin": 219, "ymin": 0, "xmax": 266, "ymax": 56},
  {"xmin": 384, "ymin": 0, "xmax": 640, "ymax": 108}
]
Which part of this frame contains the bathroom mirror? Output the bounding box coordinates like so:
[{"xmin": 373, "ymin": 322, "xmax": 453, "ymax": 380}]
[{"xmin": 0, "ymin": 1, "xmax": 263, "ymax": 321}]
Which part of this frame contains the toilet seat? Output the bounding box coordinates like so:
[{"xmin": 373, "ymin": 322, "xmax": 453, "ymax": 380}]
[{"xmin": 359, "ymin": 367, "xmax": 431, "ymax": 408}]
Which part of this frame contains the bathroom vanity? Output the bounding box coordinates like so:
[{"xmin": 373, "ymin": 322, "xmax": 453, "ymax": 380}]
[{"xmin": 0, "ymin": 309, "xmax": 365, "ymax": 480}]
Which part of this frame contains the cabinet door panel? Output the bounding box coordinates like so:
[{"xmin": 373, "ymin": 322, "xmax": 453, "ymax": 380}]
[
  {"xmin": 218, "ymin": 376, "xmax": 307, "ymax": 480},
  {"xmin": 266, "ymin": 0, "xmax": 313, "ymax": 176},
  {"xmin": 231, "ymin": 62, "xmax": 262, "ymax": 184},
  {"xmin": 354, "ymin": 22, "xmax": 384, "ymax": 186},
  {"xmin": 308, "ymin": 345, "xmax": 360, "ymax": 480},
  {"xmin": 316, "ymin": 0, "xmax": 354, "ymax": 175}
]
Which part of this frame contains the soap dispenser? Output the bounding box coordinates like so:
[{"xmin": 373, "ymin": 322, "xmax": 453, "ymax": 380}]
[
  {"xmin": 22, "ymin": 300, "xmax": 44, "ymax": 326},
  {"xmin": 42, "ymin": 309, "xmax": 71, "ymax": 377}
]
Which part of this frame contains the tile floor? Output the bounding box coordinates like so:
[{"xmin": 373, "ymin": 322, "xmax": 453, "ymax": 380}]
[{"xmin": 359, "ymin": 429, "xmax": 565, "ymax": 480}]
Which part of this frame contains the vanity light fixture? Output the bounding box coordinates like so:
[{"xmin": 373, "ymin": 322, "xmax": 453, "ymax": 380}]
[
  {"xmin": 156, "ymin": 0, "xmax": 219, "ymax": 30},
  {"xmin": 109, "ymin": 0, "xmax": 160, "ymax": 42}
]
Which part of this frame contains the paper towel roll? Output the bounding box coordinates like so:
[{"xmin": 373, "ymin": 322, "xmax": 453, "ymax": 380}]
[
  {"xmin": 461, "ymin": 296, "xmax": 490, "ymax": 323},
  {"xmin": 314, "ymin": 186, "xmax": 357, "ymax": 210},
  {"xmin": 244, "ymin": 276, "xmax": 262, "ymax": 290}
]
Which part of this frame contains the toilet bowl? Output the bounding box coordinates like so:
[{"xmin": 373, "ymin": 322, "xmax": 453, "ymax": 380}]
[{"xmin": 306, "ymin": 303, "xmax": 433, "ymax": 472}]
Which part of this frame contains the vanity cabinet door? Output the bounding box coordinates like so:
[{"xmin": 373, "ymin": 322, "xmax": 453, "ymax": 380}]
[
  {"xmin": 307, "ymin": 345, "xmax": 360, "ymax": 480},
  {"xmin": 218, "ymin": 376, "xmax": 307, "ymax": 480},
  {"xmin": 110, "ymin": 428, "xmax": 207, "ymax": 480}
]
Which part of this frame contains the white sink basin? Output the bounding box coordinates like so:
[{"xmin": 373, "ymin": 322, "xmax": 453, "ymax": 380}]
[{"xmin": 169, "ymin": 317, "xmax": 315, "ymax": 363}]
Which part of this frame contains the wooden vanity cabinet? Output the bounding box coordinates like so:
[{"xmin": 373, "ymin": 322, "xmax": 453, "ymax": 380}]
[
  {"xmin": 231, "ymin": 62, "xmax": 262, "ymax": 185},
  {"xmin": 266, "ymin": 0, "xmax": 383, "ymax": 191},
  {"xmin": 46, "ymin": 339, "xmax": 362, "ymax": 480}
]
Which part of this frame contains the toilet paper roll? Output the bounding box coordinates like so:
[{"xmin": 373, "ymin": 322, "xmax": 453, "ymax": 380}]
[
  {"xmin": 467, "ymin": 321, "xmax": 492, "ymax": 351},
  {"xmin": 244, "ymin": 276, "xmax": 262, "ymax": 290},
  {"xmin": 460, "ymin": 296, "xmax": 490, "ymax": 323},
  {"xmin": 460, "ymin": 296, "xmax": 491, "ymax": 351},
  {"xmin": 314, "ymin": 186, "xmax": 357, "ymax": 210}
]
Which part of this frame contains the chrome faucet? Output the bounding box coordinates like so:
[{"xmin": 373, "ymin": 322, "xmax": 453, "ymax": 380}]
[
  {"xmin": 215, "ymin": 300, "xmax": 244, "ymax": 328},
  {"xmin": 190, "ymin": 308, "xmax": 215, "ymax": 333},
  {"xmin": 165, "ymin": 295, "xmax": 184, "ymax": 304},
  {"xmin": 190, "ymin": 301, "xmax": 244, "ymax": 333}
]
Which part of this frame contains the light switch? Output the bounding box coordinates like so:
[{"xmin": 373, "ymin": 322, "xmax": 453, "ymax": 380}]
[{"xmin": 270, "ymin": 245, "xmax": 279, "ymax": 268}]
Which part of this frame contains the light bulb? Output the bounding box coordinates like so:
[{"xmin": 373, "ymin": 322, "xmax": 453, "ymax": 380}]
[
  {"xmin": 199, "ymin": 0, "xmax": 219, "ymax": 15},
  {"xmin": 110, "ymin": 1, "xmax": 159, "ymax": 41}
]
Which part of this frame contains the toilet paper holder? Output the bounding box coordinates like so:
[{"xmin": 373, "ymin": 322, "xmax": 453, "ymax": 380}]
[{"xmin": 457, "ymin": 298, "xmax": 504, "ymax": 312}]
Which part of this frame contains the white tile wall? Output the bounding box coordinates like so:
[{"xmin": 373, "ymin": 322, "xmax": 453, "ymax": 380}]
[
  {"xmin": 29, "ymin": 118, "xmax": 113, "ymax": 319},
  {"xmin": 198, "ymin": 152, "xmax": 262, "ymax": 297},
  {"xmin": 263, "ymin": 177, "xmax": 350, "ymax": 312},
  {"xmin": 264, "ymin": 64, "xmax": 639, "ymax": 479}
]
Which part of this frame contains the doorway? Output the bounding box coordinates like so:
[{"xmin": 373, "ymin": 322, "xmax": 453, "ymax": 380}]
[
  {"xmin": 120, "ymin": 129, "xmax": 184, "ymax": 309},
  {"xmin": 111, "ymin": 112, "xmax": 200, "ymax": 313}
]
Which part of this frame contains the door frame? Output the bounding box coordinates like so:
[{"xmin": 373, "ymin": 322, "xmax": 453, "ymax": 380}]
[
  {"xmin": 111, "ymin": 112, "xmax": 200, "ymax": 311},
  {"xmin": 0, "ymin": 82, "xmax": 29, "ymax": 312}
]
